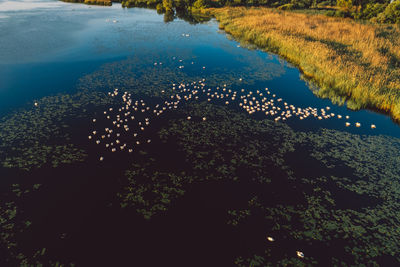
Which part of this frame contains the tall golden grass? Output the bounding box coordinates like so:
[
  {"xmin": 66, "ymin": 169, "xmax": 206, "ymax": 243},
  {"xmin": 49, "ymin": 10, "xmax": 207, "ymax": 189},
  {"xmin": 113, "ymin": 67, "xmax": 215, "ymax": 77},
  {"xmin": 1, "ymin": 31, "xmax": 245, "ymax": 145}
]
[{"xmin": 211, "ymin": 7, "xmax": 400, "ymax": 122}]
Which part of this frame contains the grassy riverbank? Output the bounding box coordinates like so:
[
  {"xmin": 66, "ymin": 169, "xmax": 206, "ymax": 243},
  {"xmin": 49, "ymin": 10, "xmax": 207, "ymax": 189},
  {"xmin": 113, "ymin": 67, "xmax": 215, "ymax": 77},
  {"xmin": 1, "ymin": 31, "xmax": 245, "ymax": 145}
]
[{"xmin": 211, "ymin": 7, "xmax": 400, "ymax": 122}]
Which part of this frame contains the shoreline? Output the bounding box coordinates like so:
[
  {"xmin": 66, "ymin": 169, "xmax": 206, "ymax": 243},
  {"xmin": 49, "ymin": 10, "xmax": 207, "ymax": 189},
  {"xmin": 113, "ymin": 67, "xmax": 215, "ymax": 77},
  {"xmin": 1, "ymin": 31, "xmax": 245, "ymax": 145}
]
[
  {"xmin": 60, "ymin": 0, "xmax": 112, "ymax": 6},
  {"xmin": 210, "ymin": 7, "xmax": 400, "ymax": 123},
  {"xmin": 55, "ymin": 1, "xmax": 400, "ymax": 123}
]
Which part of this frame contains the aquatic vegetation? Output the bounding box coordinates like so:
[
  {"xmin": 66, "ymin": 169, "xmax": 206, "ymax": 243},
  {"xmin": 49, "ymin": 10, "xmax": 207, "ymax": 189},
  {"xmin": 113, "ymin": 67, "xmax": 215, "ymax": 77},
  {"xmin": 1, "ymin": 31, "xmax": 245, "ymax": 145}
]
[
  {"xmin": 225, "ymin": 129, "xmax": 400, "ymax": 265},
  {"xmin": 0, "ymin": 182, "xmax": 76, "ymax": 266},
  {"xmin": 212, "ymin": 7, "xmax": 400, "ymax": 122},
  {"xmin": 1, "ymin": 46, "xmax": 397, "ymax": 265},
  {"xmin": 119, "ymin": 161, "xmax": 187, "ymax": 219},
  {"xmin": 0, "ymin": 91, "xmax": 114, "ymax": 171},
  {"xmin": 77, "ymin": 53, "xmax": 285, "ymax": 96},
  {"xmin": 90, "ymin": 70, "xmax": 374, "ymax": 164},
  {"xmin": 1, "ymin": 9, "xmax": 399, "ymax": 265},
  {"xmin": 114, "ymin": 95, "xmax": 400, "ymax": 264}
]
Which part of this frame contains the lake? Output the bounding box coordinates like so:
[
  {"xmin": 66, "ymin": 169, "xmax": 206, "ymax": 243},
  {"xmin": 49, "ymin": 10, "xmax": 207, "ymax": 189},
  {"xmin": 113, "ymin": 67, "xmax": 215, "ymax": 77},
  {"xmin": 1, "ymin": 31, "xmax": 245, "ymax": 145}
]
[{"xmin": 0, "ymin": 1, "xmax": 399, "ymax": 266}]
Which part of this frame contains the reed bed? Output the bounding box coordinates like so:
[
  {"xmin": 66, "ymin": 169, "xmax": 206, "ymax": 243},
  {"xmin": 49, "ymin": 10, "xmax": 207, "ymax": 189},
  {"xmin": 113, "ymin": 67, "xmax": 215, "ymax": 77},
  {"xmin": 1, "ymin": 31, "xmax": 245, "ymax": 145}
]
[{"xmin": 211, "ymin": 7, "xmax": 400, "ymax": 121}]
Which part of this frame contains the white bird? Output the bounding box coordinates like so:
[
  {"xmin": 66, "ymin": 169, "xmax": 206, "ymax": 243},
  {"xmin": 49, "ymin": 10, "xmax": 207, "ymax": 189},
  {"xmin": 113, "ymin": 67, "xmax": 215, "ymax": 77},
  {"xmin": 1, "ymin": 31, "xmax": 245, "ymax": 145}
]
[{"xmin": 296, "ymin": 251, "xmax": 304, "ymax": 258}]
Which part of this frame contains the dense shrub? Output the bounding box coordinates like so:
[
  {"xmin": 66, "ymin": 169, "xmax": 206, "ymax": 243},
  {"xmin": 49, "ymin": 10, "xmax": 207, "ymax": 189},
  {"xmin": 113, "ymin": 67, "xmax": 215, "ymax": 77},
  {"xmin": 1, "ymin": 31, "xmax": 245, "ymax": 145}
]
[
  {"xmin": 337, "ymin": 0, "xmax": 352, "ymax": 10},
  {"xmin": 375, "ymin": 1, "xmax": 400, "ymax": 23},
  {"xmin": 192, "ymin": 0, "xmax": 207, "ymax": 8},
  {"xmin": 163, "ymin": 0, "xmax": 174, "ymax": 11},
  {"xmin": 156, "ymin": 2, "xmax": 165, "ymax": 12},
  {"xmin": 354, "ymin": 3, "xmax": 387, "ymax": 19}
]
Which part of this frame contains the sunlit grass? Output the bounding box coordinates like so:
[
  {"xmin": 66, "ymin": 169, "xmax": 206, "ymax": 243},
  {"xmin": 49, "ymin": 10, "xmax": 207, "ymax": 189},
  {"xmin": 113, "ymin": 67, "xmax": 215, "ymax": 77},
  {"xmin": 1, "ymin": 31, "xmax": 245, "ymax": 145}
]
[{"xmin": 211, "ymin": 7, "xmax": 400, "ymax": 121}]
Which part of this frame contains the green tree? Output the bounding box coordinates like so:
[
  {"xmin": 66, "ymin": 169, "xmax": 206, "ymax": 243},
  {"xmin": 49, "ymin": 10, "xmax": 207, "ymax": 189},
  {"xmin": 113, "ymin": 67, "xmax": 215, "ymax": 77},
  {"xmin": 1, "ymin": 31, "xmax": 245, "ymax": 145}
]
[
  {"xmin": 337, "ymin": 0, "xmax": 353, "ymax": 11},
  {"xmin": 376, "ymin": 0, "xmax": 400, "ymax": 23},
  {"xmin": 162, "ymin": 0, "xmax": 173, "ymax": 12}
]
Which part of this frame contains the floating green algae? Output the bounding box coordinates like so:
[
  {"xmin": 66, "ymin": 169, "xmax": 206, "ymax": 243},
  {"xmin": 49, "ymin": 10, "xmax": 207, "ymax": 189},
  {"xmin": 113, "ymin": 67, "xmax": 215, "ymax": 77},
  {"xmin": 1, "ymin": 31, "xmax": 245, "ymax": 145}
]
[
  {"xmin": 116, "ymin": 100, "xmax": 400, "ymax": 265},
  {"xmin": 0, "ymin": 52, "xmax": 399, "ymax": 266},
  {"xmin": 0, "ymin": 181, "xmax": 77, "ymax": 266},
  {"xmin": 0, "ymin": 91, "xmax": 115, "ymax": 171},
  {"xmin": 76, "ymin": 53, "xmax": 285, "ymax": 97}
]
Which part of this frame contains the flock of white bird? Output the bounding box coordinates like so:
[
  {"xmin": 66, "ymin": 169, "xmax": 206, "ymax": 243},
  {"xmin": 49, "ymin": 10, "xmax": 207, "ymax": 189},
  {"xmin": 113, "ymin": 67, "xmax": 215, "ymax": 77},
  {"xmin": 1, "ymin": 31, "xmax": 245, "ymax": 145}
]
[
  {"xmin": 80, "ymin": 54, "xmax": 378, "ymax": 259},
  {"xmin": 26, "ymin": 29, "xmax": 382, "ymax": 262},
  {"xmin": 86, "ymin": 75, "xmax": 377, "ymax": 165}
]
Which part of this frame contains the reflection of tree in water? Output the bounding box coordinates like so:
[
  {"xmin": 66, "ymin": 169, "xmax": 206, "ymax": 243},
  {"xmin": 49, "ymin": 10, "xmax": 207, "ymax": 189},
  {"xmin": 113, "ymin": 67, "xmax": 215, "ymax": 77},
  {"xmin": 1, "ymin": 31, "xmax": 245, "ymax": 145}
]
[
  {"xmin": 160, "ymin": 9, "xmax": 212, "ymax": 24},
  {"xmin": 176, "ymin": 9, "xmax": 212, "ymax": 24},
  {"xmin": 163, "ymin": 10, "xmax": 175, "ymax": 22}
]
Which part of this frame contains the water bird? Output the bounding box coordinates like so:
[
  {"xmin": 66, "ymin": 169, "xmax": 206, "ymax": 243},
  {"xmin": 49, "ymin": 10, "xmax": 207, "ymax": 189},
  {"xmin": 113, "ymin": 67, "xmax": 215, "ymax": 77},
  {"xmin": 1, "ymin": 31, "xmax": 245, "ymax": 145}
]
[
  {"xmin": 355, "ymin": 122, "xmax": 361, "ymax": 127},
  {"xmin": 99, "ymin": 157, "xmax": 104, "ymax": 161},
  {"xmin": 296, "ymin": 251, "xmax": 304, "ymax": 258},
  {"xmin": 267, "ymin": 236, "xmax": 275, "ymax": 242},
  {"xmin": 34, "ymin": 102, "xmax": 38, "ymax": 107},
  {"xmin": 371, "ymin": 124, "xmax": 376, "ymax": 129}
]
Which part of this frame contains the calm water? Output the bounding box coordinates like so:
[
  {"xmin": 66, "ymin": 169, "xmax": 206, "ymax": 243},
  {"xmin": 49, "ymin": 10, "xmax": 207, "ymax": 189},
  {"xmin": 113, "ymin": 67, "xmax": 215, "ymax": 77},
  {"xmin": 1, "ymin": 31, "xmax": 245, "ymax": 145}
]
[
  {"xmin": 1, "ymin": 0, "xmax": 399, "ymax": 137},
  {"xmin": 1, "ymin": 1, "xmax": 400, "ymax": 266}
]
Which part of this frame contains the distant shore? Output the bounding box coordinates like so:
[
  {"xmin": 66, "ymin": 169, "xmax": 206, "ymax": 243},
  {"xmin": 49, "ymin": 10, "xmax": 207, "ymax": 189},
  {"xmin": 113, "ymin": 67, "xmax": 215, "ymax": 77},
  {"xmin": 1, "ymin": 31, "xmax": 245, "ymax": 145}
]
[{"xmin": 61, "ymin": 0, "xmax": 112, "ymax": 6}]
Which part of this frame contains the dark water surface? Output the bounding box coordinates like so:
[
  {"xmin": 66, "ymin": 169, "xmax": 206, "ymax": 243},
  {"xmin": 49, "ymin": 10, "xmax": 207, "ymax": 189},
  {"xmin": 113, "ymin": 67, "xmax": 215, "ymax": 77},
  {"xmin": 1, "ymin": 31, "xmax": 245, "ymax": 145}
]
[
  {"xmin": 1, "ymin": 1, "xmax": 399, "ymax": 137},
  {"xmin": 1, "ymin": 1, "xmax": 400, "ymax": 266}
]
